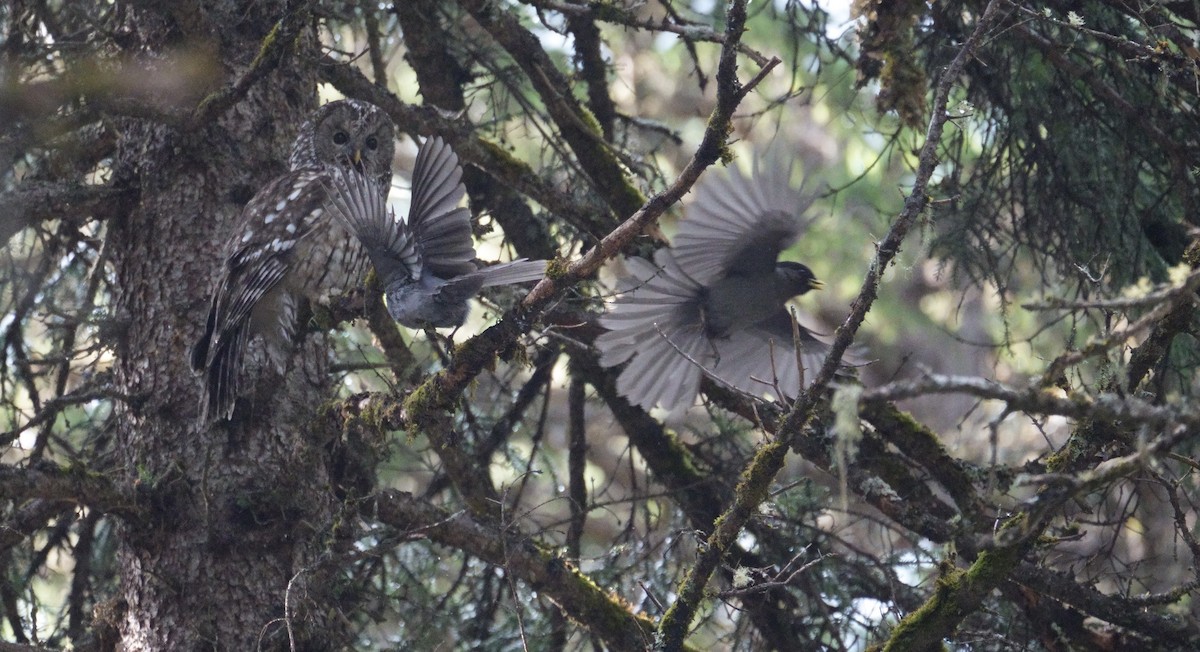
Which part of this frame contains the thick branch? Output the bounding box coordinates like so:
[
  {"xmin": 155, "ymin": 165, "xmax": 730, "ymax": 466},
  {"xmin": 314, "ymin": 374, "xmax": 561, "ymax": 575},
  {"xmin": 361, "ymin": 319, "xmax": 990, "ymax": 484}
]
[
  {"xmin": 187, "ymin": 0, "xmax": 313, "ymax": 129},
  {"xmin": 0, "ymin": 464, "xmax": 135, "ymax": 553},
  {"xmin": 458, "ymin": 0, "xmax": 646, "ymax": 221},
  {"xmin": 0, "ymin": 465, "xmax": 130, "ymax": 513},
  {"xmin": 1, "ymin": 182, "xmax": 129, "ymax": 245},
  {"xmin": 1010, "ymin": 564, "xmax": 1200, "ymax": 647},
  {"xmin": 862, "ymin": 373, "xmax": 1199, "ymax": 431}
]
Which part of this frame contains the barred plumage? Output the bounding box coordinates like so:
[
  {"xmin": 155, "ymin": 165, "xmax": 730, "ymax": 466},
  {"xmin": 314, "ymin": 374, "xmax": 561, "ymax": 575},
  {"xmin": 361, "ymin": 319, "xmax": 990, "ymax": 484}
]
[{"xmin": 191, "ymin": 99, "xmax": 395, "ymax": 421}]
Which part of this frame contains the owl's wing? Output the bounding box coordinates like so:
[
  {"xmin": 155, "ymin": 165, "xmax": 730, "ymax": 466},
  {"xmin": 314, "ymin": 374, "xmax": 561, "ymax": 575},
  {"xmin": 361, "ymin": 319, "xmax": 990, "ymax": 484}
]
[
  {"xmin": 673, "ymin": 157, "xmax": 815, "ymax": 283},
  {"xmin": 191, "ymin": 170, "xmax": 334, "ymax": 420},
  {"xmin": 324, "ymin": 166, "xmax": 419, "ymax": 286},
  {"xmin": 407, "ymin": 136, "xmax": 478, "ymax": 279}
]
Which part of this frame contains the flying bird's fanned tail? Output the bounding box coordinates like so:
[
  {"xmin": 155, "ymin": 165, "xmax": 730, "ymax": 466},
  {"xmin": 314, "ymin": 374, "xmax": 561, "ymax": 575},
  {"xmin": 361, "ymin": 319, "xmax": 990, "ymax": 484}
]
[
  {"xmin": 708, "ymin": 310, "xmax": 831, "ymax": 401},
  {"xmin": 615, "ymin": 320, "xmax": 707, "ymax": 416},
  {"xmin": 598, "ymin": 254, "xmax": 702, "ymax": 358},
  {"xmin": 596, "ymin": 253, "xmax": 712, "ymax": 415},
  {"xmin": 476, "ymin": 259, "xmax": 547, "ymax": 287}
]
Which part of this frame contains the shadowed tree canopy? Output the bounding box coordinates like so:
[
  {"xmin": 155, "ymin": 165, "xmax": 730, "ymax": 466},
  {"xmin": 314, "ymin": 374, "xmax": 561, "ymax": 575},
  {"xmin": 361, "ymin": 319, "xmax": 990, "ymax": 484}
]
[{"xmin": 3, "ymin": 1, "xmax": 1200, "ymax": 650}]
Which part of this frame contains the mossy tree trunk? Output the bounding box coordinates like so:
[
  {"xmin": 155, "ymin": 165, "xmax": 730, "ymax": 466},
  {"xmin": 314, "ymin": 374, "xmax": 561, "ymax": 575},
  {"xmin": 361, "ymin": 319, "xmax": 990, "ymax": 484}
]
[{"xmin": 106, "ymin": 3, "xmax": 353, "ymax": 648}]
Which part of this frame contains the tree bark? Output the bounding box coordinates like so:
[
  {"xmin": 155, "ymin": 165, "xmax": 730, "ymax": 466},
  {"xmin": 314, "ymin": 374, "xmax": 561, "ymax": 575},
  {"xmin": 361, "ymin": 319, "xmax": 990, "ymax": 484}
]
[{"xmin": 106, "ymin": 3, "xmax": 352, "ymax": 649}]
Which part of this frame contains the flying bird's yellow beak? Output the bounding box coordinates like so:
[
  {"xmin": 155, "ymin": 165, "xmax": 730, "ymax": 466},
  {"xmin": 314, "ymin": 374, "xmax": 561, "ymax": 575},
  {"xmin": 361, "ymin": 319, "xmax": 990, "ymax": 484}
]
[{"xmin": 810, "ymin": 279, "xmax": 825, "ymax": 291}]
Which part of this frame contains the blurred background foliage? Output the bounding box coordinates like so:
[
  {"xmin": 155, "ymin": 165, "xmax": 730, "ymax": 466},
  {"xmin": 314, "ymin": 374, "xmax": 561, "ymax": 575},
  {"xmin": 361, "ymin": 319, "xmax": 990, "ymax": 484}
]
[{"xmin": 4, "ymin": 0, "xmax": 1200, "ymax": 650}]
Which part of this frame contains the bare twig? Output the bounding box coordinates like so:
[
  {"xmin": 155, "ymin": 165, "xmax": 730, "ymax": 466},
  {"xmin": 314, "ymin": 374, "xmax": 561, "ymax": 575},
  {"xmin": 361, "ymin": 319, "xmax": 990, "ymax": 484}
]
[
  {"xmin": 1022, "ymin": 269, "xmax": 1200, "ymax": 311},
  {"xmin": 524, "ymin": 0, "xmax": 772, "ymax": 66},
  {"xmin": 370, "ymin": 489, "xmax": 668, "ymax": 651}
]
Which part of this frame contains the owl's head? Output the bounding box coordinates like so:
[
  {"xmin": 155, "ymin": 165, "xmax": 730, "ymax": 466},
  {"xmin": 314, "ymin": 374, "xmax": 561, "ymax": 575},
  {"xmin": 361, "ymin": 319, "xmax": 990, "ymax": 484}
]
[{"xmin": 289, "ymin": 99, "xmax": 396, "ymax": 189}]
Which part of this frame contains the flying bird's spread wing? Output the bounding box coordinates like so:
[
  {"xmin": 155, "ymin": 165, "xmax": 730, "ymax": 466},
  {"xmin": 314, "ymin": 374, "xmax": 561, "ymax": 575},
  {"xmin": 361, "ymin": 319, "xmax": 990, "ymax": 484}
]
[
  {"xmin": 325, "ymin": 166, "xmax": 417, "ymax": 287},
  {"xmin": 673, "ymin": 158, "xmax": 814, "ymax": 281},
  {"xmin": 407, "ymin": 137, "xmax": 478, "ymax": 280}
]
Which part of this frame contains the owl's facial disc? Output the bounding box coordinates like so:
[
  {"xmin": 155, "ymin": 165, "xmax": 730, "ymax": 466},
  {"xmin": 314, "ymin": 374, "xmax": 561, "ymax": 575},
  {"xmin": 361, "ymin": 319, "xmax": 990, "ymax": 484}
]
[{"xmin": 337, "ymin": 126, "xmax": 370, "ymax": 175}]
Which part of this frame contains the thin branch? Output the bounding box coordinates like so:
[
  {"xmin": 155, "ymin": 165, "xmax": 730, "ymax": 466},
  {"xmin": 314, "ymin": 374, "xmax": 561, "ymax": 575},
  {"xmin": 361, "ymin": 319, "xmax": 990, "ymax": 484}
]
[
  {"xmin": 458, "ymin": 0, "xmax": 646, "ymax": 220},
  {"xmin": 2, "ymin": 386, "xmax": 134, "ymax": 445},
  {"xmin": 565, "ymin": 373, "xmax": 588, "ymax": 560},
  {"xmin": 1037, "ymin": 269, "xmax": 1200, "ymax": 385},
  {"xmin": 525, "ymin": 0, "xmax": 771, "ymax": 66},
  {"xmin": 862, "ymin": 372, "xmax": 1197, "ymax": 431},
  {"xmin": 717, "ymin": 551, "xmax": 834, "ymax": 598},
  {"xmin": 1022, "ymin": 268, "xmax": 1200, "ymax": 311},
  {"xmin": 359, "ymin": 0, "xmax": 389, "ymax": 87},
  {"xmin": 368, "ymin": 489, "xmax": 678, "ymax": 652}
]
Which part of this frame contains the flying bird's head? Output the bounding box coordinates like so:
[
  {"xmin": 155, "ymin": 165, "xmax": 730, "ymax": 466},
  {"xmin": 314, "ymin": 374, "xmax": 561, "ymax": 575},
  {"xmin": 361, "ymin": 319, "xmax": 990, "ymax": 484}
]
[{"xmin": 776, "ymin": 261, "xmax": 823, "ymax": 298}]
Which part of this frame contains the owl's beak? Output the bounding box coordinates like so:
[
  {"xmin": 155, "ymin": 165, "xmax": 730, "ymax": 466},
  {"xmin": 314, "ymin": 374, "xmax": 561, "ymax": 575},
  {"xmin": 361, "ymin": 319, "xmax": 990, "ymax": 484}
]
[{"xmin": 352, "ymin": 148, "xmax": 363, "ymax": 166}]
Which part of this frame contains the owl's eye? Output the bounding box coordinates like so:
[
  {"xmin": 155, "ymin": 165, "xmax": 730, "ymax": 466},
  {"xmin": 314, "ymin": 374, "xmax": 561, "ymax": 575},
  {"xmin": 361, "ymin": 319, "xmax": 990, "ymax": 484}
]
[
  {"xmin": 365, "ymin": 136, "xmax": 378, "ymax": 151},
  {"xmin": 333, "ymin": 131, "xmax": 350, "ymax": 145}
]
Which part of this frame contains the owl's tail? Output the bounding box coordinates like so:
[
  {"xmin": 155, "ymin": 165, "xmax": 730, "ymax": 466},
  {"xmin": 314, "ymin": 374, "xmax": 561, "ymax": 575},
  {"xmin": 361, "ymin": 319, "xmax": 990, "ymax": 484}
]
[
  {"xmin": 190, "ymin": 290, "xmax": 248, "ymax": 422},
  {"xmin": 198, "ymin": 327, "xmax": 247, "ymax": 422}
]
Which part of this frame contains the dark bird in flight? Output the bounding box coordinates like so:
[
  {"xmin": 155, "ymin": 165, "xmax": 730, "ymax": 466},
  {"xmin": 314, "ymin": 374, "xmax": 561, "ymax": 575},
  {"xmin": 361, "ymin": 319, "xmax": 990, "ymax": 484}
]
[
  {"xmin": 326, "ymin": 136, "xmax": 546, "ymax": 329},
  {"xmin": 596, "ymin": 157, "xmax": 838, "ymax": 415}
]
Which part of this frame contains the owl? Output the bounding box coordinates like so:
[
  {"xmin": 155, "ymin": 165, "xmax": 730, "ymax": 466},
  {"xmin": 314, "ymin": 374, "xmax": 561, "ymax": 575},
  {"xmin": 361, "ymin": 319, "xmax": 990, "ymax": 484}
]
[{"xmin": 190, "ymin": 99, "xmax": 395, "ymax": 421}]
